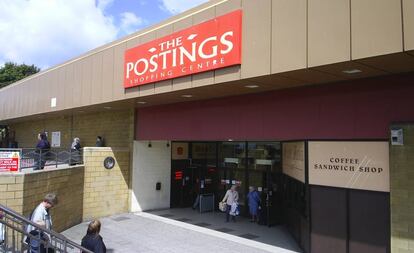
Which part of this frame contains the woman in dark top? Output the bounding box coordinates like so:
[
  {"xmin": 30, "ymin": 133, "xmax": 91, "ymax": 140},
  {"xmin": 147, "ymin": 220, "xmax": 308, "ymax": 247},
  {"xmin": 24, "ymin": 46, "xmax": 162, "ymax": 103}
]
[
  {"xmin": 35, "ymin": 133, "xmax": 50, "ymax": 170},
  {"xmin": 81, "ymin": 220, "xmax": 106, "ymax": 253}
]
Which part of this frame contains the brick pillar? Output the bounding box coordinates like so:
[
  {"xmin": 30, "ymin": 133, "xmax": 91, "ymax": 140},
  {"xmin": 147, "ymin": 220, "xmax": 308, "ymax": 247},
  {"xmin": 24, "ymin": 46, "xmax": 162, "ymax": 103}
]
[
  {"xmin": 390, "ymin": 124, "xmax": 414, "ymax": 252},
  {"xmin": 83, "ymin": 147, "xmax": 130, "ymax": 221}
]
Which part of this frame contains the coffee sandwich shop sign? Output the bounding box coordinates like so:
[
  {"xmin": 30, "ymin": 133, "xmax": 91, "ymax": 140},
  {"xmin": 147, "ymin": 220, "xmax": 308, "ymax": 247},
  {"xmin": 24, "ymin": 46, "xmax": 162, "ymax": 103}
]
[
  {"xmin": 308, "ymin": 141, "xmax": 389, "ymax": 192},
  {"xmin": 124, "ymin": 10, "xmax": 242, "ymax": 88},
  {"xmin": 0, "ymin": 151, "xmax": 20, "ymax": 172}
]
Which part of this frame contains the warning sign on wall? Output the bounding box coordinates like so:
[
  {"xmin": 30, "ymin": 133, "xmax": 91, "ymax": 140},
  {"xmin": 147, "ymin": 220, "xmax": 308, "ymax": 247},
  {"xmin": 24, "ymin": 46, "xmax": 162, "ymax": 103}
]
[{"xmin": 0, "ymin": 151, "xmax": 20, "ymax": 172}]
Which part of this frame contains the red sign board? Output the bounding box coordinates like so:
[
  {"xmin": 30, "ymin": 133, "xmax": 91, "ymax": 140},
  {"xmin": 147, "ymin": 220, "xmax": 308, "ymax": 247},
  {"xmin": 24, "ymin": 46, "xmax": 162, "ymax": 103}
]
[
  {"xmin": 0, "ymin": 151, "xmax": 20, "ymax": 172},
  {"xmin": 175, "ymin": 171, "xmax": 183, "ymax": 180},
  {"xmin": 124, "ymin": 10, "xmax": 242, "ymax": 88}
]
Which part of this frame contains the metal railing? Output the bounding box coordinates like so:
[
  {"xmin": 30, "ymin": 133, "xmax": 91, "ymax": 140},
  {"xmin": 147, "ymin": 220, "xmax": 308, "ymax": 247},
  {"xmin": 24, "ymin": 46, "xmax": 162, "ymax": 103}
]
[
  {"xmin": 0, "ymin": 148, "xmax": 83, "ymax": 171},
  {"xmin": 0, "ymin": 204, "xmax": 92, "ymax": 253}
]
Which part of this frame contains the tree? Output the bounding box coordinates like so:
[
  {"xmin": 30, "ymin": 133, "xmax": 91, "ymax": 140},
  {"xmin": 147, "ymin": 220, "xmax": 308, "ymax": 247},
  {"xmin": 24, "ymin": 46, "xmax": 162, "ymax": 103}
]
[{"xmin": 0, "ymin": 62, "xmax": 40, "ymax": 89}]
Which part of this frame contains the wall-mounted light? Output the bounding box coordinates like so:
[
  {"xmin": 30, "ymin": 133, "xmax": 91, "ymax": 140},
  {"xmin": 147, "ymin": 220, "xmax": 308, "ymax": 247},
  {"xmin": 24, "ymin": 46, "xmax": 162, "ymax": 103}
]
[
  {"xmin": 148, "ymin": 141, "xmax": 152, "ymax": 148},
  {"xmin": 181, "ymin": 94, "xmax": 193, "ymax": 98},
  {"xmin": 137, "ymin": 101, "xmax": 147, "ymax": 104},
  {"xmin": 104, "ymin": 106, "xmax": 112, "ymax": 110},
  {"xmin": 245, "ymin": 85, "xmax": 259, "ymax": 89},
  {"xmin": 342, "ymin": 69, "xmax": 362, "ymax": 74}
]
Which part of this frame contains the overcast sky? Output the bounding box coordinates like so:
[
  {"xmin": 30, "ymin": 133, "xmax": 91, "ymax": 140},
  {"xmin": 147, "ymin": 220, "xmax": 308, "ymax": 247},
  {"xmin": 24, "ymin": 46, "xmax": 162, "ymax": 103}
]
[{"xmin": 0, "ymin": 0, "xmax": 208, "ymax": 69}]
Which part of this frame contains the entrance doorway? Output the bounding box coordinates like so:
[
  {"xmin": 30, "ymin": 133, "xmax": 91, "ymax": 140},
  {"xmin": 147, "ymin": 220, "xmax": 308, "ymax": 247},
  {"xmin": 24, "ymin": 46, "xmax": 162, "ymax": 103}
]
[
  {"xmin": 170, "ymin": 141, "xmax": 287, "ymax": 227},
  {"xmin": 169, "ymin": 141, "xmax": 308, "ymax": 251}
]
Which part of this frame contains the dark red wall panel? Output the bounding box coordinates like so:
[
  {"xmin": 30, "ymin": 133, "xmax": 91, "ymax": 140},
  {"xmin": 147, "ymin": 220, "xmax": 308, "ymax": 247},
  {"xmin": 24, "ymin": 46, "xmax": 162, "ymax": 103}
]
[{"xmin": 136, "ymin": 73, "xmax": 414, "ymax": 140}]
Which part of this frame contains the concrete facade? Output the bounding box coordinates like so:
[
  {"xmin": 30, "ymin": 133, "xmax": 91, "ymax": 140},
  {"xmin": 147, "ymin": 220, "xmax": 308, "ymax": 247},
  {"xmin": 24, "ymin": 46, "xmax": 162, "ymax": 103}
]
[
  {"xmin": 131, "ymin": 141, "xmax": 171, "ymax": 212},
  {"xmin": 0, "ymin": 0, "xmax": 413, "ymax": 121}
]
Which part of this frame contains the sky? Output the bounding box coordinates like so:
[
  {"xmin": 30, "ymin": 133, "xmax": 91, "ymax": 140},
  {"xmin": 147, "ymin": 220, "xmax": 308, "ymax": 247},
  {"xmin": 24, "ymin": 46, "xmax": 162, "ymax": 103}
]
[{"xmin": 0, "ymin": 0, "xmax": 208, "ymax": 69}]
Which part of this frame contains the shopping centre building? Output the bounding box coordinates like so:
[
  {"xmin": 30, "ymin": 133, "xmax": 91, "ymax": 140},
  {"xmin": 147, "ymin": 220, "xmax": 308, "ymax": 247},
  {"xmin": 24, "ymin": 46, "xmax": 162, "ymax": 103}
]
[{"xmin": 1, "ymin": 0, "xmax": 414, "ymax": 253}]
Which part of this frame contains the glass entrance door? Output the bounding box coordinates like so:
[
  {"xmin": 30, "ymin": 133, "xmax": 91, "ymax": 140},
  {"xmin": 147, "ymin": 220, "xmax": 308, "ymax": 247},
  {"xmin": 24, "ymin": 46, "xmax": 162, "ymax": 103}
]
[
  {"xmin": 247, "ymin": 142, "xmax": 282, "ymax": 225},
  {"xmin": 218, "ymin": 142, "xmax": 247, "ymax": 213}
]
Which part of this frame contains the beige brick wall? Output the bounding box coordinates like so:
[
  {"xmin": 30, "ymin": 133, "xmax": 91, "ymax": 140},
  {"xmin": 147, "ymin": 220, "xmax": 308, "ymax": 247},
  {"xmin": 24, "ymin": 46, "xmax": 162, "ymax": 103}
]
[
  {"xmin": 11, "ymin": 116, "xmax": 72, "ymax": 149},
  {"xmin": 0, "ymin": 174, "xmax": 24, "ymax": 213},
  {"xmin": 22, "ymin": 166, "xmax": 85, "ymax": 232},
  {"xmin": 9, "ymin": 108, "xmax": 134, "ymax": 148},
  {"xmin": 0, "ymin": 166, "xmax": 84, "ymax": 233},
  {"xmin": 391, "ymin": 124, "xmax": 414, "ymax": 253},
  {"xmin": 83, "ymin": 147, "xmax": 130, "ymax": 220}
]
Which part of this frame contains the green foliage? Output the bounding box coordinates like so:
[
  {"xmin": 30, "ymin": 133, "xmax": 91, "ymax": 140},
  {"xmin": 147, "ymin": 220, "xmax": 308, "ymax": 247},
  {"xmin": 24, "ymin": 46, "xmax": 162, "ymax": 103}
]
[{"xmin": 0, "ymin": 62, "xmax": 40, "ymax": 89}]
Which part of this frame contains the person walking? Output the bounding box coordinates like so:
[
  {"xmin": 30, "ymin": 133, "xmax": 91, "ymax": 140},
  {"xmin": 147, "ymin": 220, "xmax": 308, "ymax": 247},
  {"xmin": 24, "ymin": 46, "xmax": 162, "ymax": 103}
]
[
  {"xmin": 35, "ymin": 133, "xmax": 50, "ymax": 170},
  {"xmin": 81, "ymin": 220, "xmax": 106, "ymax": 253},
  {"xmin": 221, "ymin": 185, "xmax": 239, "ymax": 222},
  {"xmin": 26, "ymin": 193, "xmax": 58, "ymax": 252},
  {"xmin": 95, "ymin": 136, "xmax": 105, "ymax": 147},
  {"xmin": 70, "ymin": 137, "xmax": 82, "ymax": 165},
  {"xmin": 247, "ymin": 186, "xmax": 261, "ymax": 222}
]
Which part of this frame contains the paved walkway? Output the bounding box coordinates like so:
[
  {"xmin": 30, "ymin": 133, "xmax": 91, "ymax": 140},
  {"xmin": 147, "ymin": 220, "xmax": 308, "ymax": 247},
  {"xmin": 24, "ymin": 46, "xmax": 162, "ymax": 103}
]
[{"xmin": 62, "ymin": 209, "xmax": 302, "ymax": 253}]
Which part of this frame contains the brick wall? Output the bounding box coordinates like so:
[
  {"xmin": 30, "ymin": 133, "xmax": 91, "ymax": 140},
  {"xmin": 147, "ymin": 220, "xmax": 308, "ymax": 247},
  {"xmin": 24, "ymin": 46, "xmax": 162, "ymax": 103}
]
[
  {"xmin": 22, "ymin": 167, "xmax": 85, "ymax": 232},
  {"xmin": 83, "ymin": 147, "xmax": 130, "ymax": 220},
  {"xmin": 10, "ymin": 108, "xmax": 134, "ymax": 148},
  {"xmin": 390, "ymin": 124, "xmax": 414, "ymax": 253},
  {"xmin": 11, "ymin": 116, "xmax": 72, "ymax": 149},
  {"xmin": 1, "ymin": 146, "xmax": 131, "ymax": 234},
  {"xmin": 0, "ymin": 166, "xmax": 84, "ymax": 233},
  {"xmin": 0, "ymin": 174, "xmax": 24, "ymax": 213}
]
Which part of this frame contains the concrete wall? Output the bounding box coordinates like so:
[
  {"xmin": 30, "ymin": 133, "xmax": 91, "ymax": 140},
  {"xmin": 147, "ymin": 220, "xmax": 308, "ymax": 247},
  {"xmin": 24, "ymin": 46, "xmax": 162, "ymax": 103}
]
[
  {"xmin": 390, "ymin": 124, "xmax": 414, "ymax": 253},
  {"xmin": 83, "ymin": 147, "xmax": 130, "ymax": 220},
  {"xmin": 9, "ymin": 108, "xmax": 134, "ymax": 148},
  {"xmin": 131, "ymin": 141, "xmax": 171, "ymax": 212},
  {"xmin": 0, "ymin": 166, "xmax": 84, "ymax": 232},
  {"xmin": 0, "ymin": 0, "xmax": 412, "ymax": 121}
]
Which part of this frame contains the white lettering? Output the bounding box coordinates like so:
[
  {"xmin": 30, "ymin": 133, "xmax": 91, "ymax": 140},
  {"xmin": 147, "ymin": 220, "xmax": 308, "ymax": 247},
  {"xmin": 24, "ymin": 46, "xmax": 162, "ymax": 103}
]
[
  {"xmin": 149, "ymin": 55, "xmax": 158, "ymax": 73},
  {"xmin": 134, "ymin": 58, "xmax": 149, "ymax": 76},
  {"xmin": 159, "ymin": 50, "xmax": 171, "ymax": 69},
  {"xmin": 199, "ymin": 36, "xmax": 218, "ymax": 59},
  {"xmin": 126, "ymin": 62, "xmax": 134, "ymax": 78},
  {"xmin": 220, "ymin": 31, "xmax": 234, "ymax": 54},
  {"xmin": 179, "ymin": 43, "xmax": 197, "ymax": 65}
]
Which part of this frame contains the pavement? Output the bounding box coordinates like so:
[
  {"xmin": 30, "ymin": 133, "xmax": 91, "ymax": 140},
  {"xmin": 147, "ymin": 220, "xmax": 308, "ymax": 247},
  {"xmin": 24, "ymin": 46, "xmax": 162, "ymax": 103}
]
[{"xmin": 62, "ymin": 208, "xmax": 303, "ymax": 253}]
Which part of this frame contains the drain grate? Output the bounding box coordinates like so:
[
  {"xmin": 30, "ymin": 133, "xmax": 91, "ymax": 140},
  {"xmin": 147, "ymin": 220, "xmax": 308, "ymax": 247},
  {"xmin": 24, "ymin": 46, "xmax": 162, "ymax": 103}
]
[
  {"xmin": 215, "ymin": 227, "xmax": 234, "ymax": 233},
  {"xmin": 159, "ymin": 214, "xmax": 175, "ymax": 218},
  {"xmin": 175, "ymin": 218, "xmax": 192, "ymax": 222},
  {"xmin": 238, "ymin": 233, "xmax": 259, "ymax": 239},
  {"xmin": 194, "ymin": 222, "xmax": 211, "ymax": 227},
  {"xmin": 112, "ymin": 216, "xmax": 131, "ymax": 222}
]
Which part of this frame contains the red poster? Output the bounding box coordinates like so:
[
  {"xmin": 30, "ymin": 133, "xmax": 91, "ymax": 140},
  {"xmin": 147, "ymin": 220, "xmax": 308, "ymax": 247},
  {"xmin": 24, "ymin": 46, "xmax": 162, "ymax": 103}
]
[
  {"xmin": 124, "ymin": 10, "xmax": 242, "ymax": 88},
  {"xmin": 0, "ymin": 152, "xmax": 20, "ymax": 172}
]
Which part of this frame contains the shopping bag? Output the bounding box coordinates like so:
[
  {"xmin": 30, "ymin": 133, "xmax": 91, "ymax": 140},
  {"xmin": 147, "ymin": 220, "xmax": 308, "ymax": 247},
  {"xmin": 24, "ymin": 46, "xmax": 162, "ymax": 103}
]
[{"xmin": 219, "ymin": 202, "xmax": 227, "ymax": 212}]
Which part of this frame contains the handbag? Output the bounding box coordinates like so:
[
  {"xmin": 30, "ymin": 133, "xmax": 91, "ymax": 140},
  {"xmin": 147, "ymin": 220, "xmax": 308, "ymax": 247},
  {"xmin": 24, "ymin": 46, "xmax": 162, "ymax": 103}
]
[{"xmin": 219, "ymin": 202, "xmax": 227, "ymax": 212}]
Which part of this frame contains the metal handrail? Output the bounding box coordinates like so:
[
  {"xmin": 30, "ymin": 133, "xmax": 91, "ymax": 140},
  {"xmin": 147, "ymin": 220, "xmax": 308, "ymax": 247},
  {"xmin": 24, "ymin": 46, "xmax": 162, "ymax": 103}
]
[
  {"xmin": 0, "ymin": 204, "xmax": 93, "ymax": 253},
  {"xmin": 0, "ymin": 148, "xmax": 83, "ymax": 171}
]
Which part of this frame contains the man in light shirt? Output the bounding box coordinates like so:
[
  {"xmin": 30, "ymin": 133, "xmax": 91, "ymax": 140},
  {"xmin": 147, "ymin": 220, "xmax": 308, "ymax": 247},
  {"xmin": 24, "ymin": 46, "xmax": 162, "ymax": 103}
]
[
  {"xmin": 25, "ymin": 193, "xmax": 58, "ymax": 249},
  {"xmin": 221, "ymin": 185, "xmax": 239, "ymax": 222}
]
